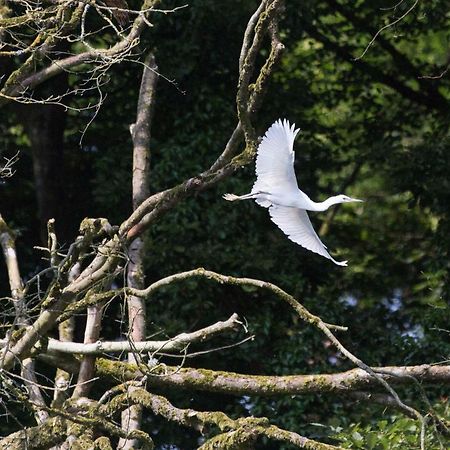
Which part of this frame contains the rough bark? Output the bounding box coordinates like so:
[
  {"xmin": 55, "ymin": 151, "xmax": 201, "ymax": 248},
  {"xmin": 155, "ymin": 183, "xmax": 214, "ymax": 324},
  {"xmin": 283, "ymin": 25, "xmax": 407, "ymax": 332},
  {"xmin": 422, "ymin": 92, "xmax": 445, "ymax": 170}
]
[
  {"xmin": 119, "ymin": 51, "xmax": 158, "ymax": 449},
  {"xmin": 72, "ymin": 303, "xmax": 104, "ymax": 398},
  {"xmin": 21, "ymin": 98, "xmax": 67, "ymax": 243},
  {"xmin": 0, "ymin": 214, "xmax": 48, "ymax": 423},
  {"xmin": 95, "ymin": 361, "xmax": 450, "ymax": 396}
]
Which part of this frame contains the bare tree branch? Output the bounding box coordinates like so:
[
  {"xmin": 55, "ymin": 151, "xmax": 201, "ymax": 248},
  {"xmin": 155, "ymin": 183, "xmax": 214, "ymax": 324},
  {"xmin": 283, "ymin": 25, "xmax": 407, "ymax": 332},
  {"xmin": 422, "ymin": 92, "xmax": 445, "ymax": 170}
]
[
  {"xmin": 2, "ymin": 3, "xmax": 444, "ymax": 448},
  {"xmin": 0, "ymin": 0, "xmax": 161, "ymax": 107},
  {"xmin": 10, "ymin": 313, "xmax": 243, "ymax": 355},
  {"xmin": 355, "ymin": 0, "xmax": 419, "ymax": 60},
  {"xmin": 0, "ymin": 0, "xmax": 286, "ymax": 374},
  {"xmin": 122, "ymin": 0, "xmax": 286, "ymax": 241},
  {"xmin": 0, "ymin": 235, "xmax": 121, "ymax": 370},
  {"xmin": 119, "ymin": 50, "xmax": 158, "ymax": 449},
  {"xmin": 72, "ymin": 302, "xmax": 104, "ymax": 398},
  {"xmin": 124, "ymin": 268, "xmax": 347, "ymax": 331},
  {"xmin": 52, "ymin": 258, "xmax": 79, "ymax": 409},
  {"xmin": 0, "ymin": 417, "xmax": 66, "ymax": 450},
  {"xmin": 0, "ymin": 214, "xmax": 48, "ymax": 423},
  {"xmin": 89, "ymin": 360, "xmax": 450, "ymax": 397},
  {"xmin": 102, "ymin": 388, "xmax": 344, "ymax": 449},
  {"xmin": 237, "ymin": 0, "xmax": 284, "ymax": 144},
  {"xmin": 0, "ymin": 152, "xmax": 19, "ymax": 179}
]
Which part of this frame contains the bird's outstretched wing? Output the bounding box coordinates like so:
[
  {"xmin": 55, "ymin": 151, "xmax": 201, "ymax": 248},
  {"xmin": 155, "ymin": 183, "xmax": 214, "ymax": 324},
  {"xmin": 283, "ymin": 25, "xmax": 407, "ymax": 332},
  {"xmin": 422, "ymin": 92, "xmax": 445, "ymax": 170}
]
[
  {"xmin": 252, "ymin": 119, "xmax": 300, "ymax": 207},
  {"xmin": 268, "ymin": 205, "xmax": 347, "ymax": 266}
]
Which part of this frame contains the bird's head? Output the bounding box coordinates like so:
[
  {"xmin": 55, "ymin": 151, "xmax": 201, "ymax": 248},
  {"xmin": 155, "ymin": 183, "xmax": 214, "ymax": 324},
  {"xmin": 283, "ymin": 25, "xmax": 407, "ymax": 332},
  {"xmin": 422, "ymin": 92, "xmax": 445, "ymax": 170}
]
[{"xmin": 335, "ymin": 194, "xmax": 364, "ymax": 204}]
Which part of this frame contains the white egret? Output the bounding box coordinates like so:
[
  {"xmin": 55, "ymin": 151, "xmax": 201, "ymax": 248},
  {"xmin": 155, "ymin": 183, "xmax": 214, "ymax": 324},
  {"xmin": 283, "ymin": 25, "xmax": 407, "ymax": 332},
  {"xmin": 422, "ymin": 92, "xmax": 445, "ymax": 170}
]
[{"xmin": 223, "ymin": 119, "xmax": 363, "ymax": 266}]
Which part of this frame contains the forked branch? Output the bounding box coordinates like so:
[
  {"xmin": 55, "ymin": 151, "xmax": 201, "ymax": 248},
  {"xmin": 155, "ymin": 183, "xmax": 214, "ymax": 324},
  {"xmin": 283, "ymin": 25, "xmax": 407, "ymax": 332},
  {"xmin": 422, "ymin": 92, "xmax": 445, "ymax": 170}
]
[{"xmin": 101, "ymin": 388, "xmax": 344, "ymax": 449}]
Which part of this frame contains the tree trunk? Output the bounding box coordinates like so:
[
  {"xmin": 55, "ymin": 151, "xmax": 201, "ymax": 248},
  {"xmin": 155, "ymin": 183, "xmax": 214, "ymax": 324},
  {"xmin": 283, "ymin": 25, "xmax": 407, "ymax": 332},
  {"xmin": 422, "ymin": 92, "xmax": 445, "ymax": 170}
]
[{"xmin": 20, "ymin": 78, "xmax": 68, "ymax": 244}]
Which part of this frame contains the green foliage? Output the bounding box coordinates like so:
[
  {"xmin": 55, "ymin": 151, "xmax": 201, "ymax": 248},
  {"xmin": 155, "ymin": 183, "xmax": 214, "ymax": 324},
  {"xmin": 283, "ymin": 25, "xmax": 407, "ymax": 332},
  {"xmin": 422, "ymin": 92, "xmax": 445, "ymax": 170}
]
[{"xmin": 332, "ymin": 407, "xmax": 450, "ymax": 450}]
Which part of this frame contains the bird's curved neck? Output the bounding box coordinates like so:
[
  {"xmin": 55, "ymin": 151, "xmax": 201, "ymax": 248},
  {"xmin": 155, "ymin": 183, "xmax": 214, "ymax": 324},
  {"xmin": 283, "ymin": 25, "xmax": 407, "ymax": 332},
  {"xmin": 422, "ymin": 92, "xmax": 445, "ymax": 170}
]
[{"xmin": 310, "ymin": 196, "xmax": 342, "ymax": 212}]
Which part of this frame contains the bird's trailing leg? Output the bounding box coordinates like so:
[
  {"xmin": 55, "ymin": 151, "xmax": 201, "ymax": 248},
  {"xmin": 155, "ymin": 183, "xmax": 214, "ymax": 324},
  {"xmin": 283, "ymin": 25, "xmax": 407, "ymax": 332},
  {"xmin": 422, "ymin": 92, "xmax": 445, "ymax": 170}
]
[
  {"xmin": 223, "ymin": 191, "xmax": 270, "ymax": 202},
  {"xmin": 223, "ymin": 193, "xmax": 253, "ymax": 201}
]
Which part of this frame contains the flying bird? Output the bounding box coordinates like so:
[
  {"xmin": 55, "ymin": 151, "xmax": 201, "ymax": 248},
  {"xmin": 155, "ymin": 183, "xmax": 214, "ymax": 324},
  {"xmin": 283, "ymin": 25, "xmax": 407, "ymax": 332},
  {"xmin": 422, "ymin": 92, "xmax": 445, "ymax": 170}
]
[{"xmin": 223, "ymin": 119, "xmax": 363, "ymax": 266}]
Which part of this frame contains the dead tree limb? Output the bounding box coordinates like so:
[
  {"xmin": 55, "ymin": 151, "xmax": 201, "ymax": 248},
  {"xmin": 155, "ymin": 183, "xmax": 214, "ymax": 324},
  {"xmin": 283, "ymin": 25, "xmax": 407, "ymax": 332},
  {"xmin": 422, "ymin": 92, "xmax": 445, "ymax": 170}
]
[
  {"xmin": 120, "ymin": 50, "xmax": 158, "ymax": 447},
  {"xmin": 0, "ymin": 214, "xmax": 48, "ymax": 424}
]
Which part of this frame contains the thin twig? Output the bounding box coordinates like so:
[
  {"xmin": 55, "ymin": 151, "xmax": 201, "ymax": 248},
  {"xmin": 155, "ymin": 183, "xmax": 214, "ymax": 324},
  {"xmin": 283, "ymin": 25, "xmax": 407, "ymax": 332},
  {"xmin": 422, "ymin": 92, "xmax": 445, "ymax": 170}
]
[{"xmin": 355, "ymin": 0, "xmax": 419, "ymax": 60}]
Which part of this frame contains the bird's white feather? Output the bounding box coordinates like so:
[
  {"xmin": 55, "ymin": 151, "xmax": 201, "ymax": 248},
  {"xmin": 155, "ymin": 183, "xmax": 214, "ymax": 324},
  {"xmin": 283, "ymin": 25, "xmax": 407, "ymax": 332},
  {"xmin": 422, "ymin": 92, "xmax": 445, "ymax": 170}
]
[
  {"xmin": 252, "ymin": 119, "xmax": 300, "ymax": 207},
  {"xmin": 224, "ymin": 118, "xmax": 355, "ymax": 266},
  {"xmin": 268, "ymin": 205, "xmax": 347, "ymax": 266}
]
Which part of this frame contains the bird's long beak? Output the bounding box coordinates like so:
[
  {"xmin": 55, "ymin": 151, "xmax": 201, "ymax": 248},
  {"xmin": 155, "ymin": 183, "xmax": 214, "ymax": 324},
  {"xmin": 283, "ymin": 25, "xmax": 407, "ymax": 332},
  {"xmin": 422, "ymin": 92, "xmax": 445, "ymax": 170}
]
[{"xmin": 350, "ymin": 197, "xmax": 364, "ymax": 202}]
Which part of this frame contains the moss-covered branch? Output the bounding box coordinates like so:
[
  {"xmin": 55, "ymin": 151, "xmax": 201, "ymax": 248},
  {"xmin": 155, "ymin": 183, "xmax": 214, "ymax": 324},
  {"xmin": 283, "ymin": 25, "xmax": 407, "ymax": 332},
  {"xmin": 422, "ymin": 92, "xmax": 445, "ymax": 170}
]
[
  {"xmin": 121, "ymin": 1, "xmax": 286, "ymax": 241},
  {"xmin": 99, "ymin": 360, "xmax": 450, "ymax": 396},
  {"xmin": 124, "ymin": 267, "xmax": 425, "ymax": 423},
  {"xmin": 40, "ymin": 352, "xmax": 450, "ymax": 398},
  {"xmin": 0, "ymin": 417, "xmax": 66, "ymax": 450},
  {"xmin": 0, "ymin": 236, "xmax": 122, "ymax": 370},
  {"xmin": 125, "ymin": 268, "xmax": 345, "ymax": 330},
  {"xmin": 100, "ymin": 388, "xmax": 343, "ymax": 449}
]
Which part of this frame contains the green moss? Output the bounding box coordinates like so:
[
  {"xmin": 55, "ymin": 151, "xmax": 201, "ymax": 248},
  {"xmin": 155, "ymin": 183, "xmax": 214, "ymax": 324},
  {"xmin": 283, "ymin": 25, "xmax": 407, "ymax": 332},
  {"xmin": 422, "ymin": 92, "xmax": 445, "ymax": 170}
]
[
  {"xmin": 200, "ymin": 429, "xmax": 256, "ymax": 450},
  {"xmin": 59, "ymin": 291, "xmax": 114, "ymax": 323},
  {"xmin": 93, "ymin": 436, "xmax": 113, "ymax": 450},
  {"xmin": 10, "ymin": 326, "xmax": 26, "ymax": 343},
  {"xmin": 96, "ymin": 358, "xmax": 141, "ymax": 381}
]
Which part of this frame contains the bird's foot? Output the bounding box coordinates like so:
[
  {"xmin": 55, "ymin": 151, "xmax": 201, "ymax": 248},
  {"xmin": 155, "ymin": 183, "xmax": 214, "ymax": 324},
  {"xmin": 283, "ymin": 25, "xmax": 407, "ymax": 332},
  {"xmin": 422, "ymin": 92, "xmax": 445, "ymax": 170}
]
[{"xmin": 223, "ymin": 193, "xmax": 240, "ymax": 201}]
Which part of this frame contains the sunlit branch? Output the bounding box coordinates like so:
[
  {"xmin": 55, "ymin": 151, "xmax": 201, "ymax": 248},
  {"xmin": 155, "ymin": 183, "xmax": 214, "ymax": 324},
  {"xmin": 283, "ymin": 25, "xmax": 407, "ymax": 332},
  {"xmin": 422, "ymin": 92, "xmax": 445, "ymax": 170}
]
[
  {"xmin": 124, "ymin": 268, "xmax": 347, "ymax": 331},
  {"xmin": 0, "ymin": 236, "xmax": 122, "ymax": 370},
  {"xmin": 0, "ymin": 313, "xmax": 244, "ymax": 355},
  {"xmin": 124, "ymin": 267, "xmax": 428, "ymax": 435},
  {"xmin": 102, "ymin": 388, "xmax": 344, "ymax": 450},
  {"xmin": 89, "ymin": 360, "xmax": 450, "ymax": 397},
  {"xmin": 0, "ymin": 0, "xmax": 161, "ymax": 106},
  {"xmin": 0, "ymin": 151, "xmax": 19, "ymax": 178},
  {"xmin": 0, "ymin": 417, "xmax": 66, "ymax": 449},
  {"xmin": 119, "ymin": 49, "xmax": 159, "ymax": 448},
  {"xmin": 72, "ymin": 302, "xmax": 104, "ymax": 398},
  {"xmin": 237, "ymin": 0, "xmax": 283, "ymax": 145},
  {"xmin": 0, "ymin": 214, "xmax": 49, "ymax": 424},
  {"xmin": 121, "ymin": 2, "xmax": 285, "ymax": 241}
]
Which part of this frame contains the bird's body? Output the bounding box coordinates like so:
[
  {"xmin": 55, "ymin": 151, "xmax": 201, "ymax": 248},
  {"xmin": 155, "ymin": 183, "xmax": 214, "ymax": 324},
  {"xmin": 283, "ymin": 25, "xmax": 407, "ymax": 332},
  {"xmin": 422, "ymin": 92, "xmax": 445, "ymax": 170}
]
[{"xmin": 223, "ymin": 119, "xmax": 363, "ymax": 266}]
